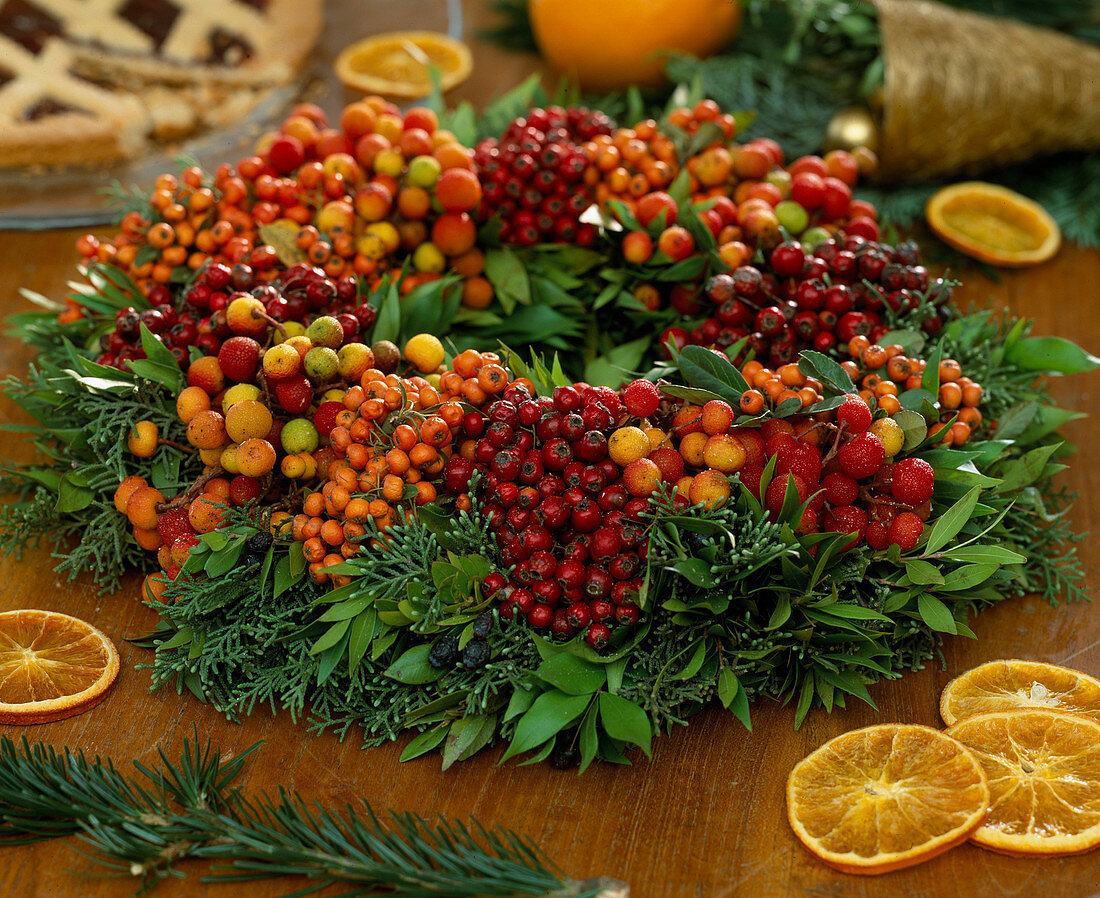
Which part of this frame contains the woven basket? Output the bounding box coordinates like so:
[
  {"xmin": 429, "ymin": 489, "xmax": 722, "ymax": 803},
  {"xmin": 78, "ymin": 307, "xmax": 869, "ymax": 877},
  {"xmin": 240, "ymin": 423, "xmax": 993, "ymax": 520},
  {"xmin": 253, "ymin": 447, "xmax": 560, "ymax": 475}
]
[{"xmin": 875, "ymin": 0, "xmax": 1100, "ymax": 181}]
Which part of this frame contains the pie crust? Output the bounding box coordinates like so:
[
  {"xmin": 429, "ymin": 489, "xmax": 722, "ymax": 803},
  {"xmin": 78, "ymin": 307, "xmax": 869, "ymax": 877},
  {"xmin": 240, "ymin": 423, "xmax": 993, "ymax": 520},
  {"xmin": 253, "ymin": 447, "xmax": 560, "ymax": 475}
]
[{"xmin": 0, "ymin": 0, "xmax": 323, "ymax": 168}]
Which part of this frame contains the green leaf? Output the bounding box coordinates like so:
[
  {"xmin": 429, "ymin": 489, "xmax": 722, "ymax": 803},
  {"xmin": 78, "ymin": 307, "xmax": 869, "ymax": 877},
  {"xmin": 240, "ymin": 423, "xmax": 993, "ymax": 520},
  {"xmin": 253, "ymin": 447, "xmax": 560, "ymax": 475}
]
[
  {"xmin": 272, "ymin": 553, "xmax": 298, "ymax": 599},
  {"xmin": 149, "ymin": 449, "xmax": 181, "ymax": 492},
  {"xmin": 55, "ymin": 473, "xmax": 94, "ymax": 513},
  {"xmin": 893, "ymin": 408, "xmax": 929, "ymax": 450},
  {"xmin": 671, "ymin": 557, "xmax": 719, "ymax": 588},
  {"xmin": 793, "ymin": 676, "xmax": 815, "ymax": 728},
  {"xmin": 678, "ymin": 345, "xmax": 749, "ymax": 402},
  {"xmin": 796, "ymin": 350, "xmax": 855, "ymax": 395},
  {"xmin": 157, "ymin": 626, "xmax": 193, "ymax": 651},
  {"xmin": 441, "ymin": 714, "xmax": 496, "ymax": 770},
  {"xmin": 371, "ymin": 284, "xmax": 401, "ymax": 344},
  {"xmin": 654, "ymin": 255, "xmax": 707, "ymax": 282},
  {"xmin": 815, "ymin": 602, "xmax": 892, "ymax": 622},
  {"xmin": 347, "ymin": 609, "xmax": 377, "ymax": 674},
  {"xmin": 503, "ymin": 685, "xmax": 536, "ymax": 722},
  {"xmin": 995, "ymin": 443, "xmax": 1061, "ymax": 493},
  {"xmin": 992, "ymin": 402, "xmax": 1039, "ymax": 440},
  {"xmin": 906, "ymin": 559, "xmax": 945, "ymax": 586},
  {"xmin": 673, "ymin": 639, "xmax": 707, "ymax": 680},
  {"xmin": 1005, "ymin": 336, "xmax": 1100, "ymax": 374},
  {"xmin": 399, "ymin": 726, "xmax": 448, "ymax": 762},
  {"xmin": 501, "ymin": 690, "xmax": 590, "ymax": 762},
  {"xmin": 925, "ymin": 486, "xmax": 981, "ymax": 554},
  {"xmin": 287, "ymin": 538, "xmax": 306, "ymax": 580},
  {"xmin": 578, "ymin": 707, "xmax": 599, "ymax": 773},
  {"xmin": 921, "ymin": 343, "xmax": 942, "ymax": 397},
  {"xmin": 917, "ymin": 593, "xmax": 957, "ymax": 634},
  {"xmin": 384, "ymin": 645, "xmax": 445, "ymax": 685},
  {"xmin": 877, "ymin": 329, "xmax": 925, "ymax": 355},
  {"xmin": 1016, "ymin": 406, "xmax": 1082, "ymax": 446},
  {"xmin": 598, "ymin": 692, "xmax": 652, "ymax": 756},
  {"xmin": 658, "ymin": 384, "xmax": 726, "ymax": 406},
  {"xmin": 605, "ymin": 657, "xmax": 626, "ymax": 694},
  {"xmin": 941, "ymin": 563, "xmax": 999, "ymax": 592},
  {"xmin": 535, "ymin": 653, "xmax": 606, "ymax": 696},
  {"xmin": 485, "ymin": 248, "xmax": 530, "ymax": 314},
  {"xmin": 945, "ymin": 545, "xmax": 1026, "ymax": 565},
  {"xmin": 204, "ymin": 538, "xmax": 245, "ymax": 578},
  {"xmin": 718, "ymin": 669, "xmax": 752, "ymax": 731},
  {"xmin": 899, "ymin": 388, "xmax": 937, "ymax": 412},
  {"xmin": 768, "ymin": 594, "xmax": 791, "ymax": 630},
  {"xmin": 138, "ymin": 324, "xmax": 183, "ymax": 386},
  {"xmin": 125, "ymin": 359, "xmax": 182, "ymax": 391},
  {"xmin": 309, "ymin": 619, "xmax": 350, "ymax": 656}
]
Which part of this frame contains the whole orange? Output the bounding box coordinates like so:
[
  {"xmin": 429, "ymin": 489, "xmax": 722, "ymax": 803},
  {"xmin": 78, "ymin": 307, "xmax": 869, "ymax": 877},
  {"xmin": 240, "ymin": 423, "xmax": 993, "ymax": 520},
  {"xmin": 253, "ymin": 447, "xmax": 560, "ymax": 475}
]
[{"xmin": 528, "ymin": 0, "xmax": 742, "ymax": 91}]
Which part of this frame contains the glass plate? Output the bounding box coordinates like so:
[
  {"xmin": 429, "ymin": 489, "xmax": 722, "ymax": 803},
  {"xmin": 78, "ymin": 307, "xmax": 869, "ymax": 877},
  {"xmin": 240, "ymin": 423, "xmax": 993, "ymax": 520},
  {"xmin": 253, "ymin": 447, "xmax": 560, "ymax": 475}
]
[{"xmin": 0, "ymin": 0, "xmax": 462, "ymax": 230}]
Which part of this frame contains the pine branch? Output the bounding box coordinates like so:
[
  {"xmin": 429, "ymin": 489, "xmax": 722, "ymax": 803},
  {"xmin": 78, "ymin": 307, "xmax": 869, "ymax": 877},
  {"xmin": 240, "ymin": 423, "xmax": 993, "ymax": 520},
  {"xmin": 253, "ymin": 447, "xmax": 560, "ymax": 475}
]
[{"xmin": 0, "ymin": 733, "xmax": 611, "ymax": 897}]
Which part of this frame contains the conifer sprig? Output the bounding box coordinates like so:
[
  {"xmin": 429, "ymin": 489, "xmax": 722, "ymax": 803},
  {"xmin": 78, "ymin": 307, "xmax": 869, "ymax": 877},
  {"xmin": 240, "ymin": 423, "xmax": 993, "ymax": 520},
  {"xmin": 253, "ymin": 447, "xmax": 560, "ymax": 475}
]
[{"xmin": 0, "ymin": 733, "xmax": 610, "ymax": 897}]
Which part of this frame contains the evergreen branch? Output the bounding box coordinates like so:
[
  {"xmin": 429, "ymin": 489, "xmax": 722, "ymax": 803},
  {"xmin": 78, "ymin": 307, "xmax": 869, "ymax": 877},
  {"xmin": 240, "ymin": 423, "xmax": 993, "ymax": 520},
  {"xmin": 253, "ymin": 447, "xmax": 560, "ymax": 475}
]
[{"xmin": 0, "ymin": 733, "xmax": 610, "ymax": 897}]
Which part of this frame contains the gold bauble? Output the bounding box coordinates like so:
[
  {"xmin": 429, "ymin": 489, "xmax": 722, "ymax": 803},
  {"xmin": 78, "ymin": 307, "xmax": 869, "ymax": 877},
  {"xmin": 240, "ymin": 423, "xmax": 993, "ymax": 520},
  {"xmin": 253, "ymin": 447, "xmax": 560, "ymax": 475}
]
[{"xmin": 824, "ymin": 107, "xmax": 879, "ymax": 154}]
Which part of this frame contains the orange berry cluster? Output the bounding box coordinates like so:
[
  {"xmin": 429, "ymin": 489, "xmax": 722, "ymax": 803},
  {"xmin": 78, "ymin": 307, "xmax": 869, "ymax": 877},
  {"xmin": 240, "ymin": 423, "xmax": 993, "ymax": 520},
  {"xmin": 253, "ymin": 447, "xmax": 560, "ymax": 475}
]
[
  {"xmin": 843, "ymin": 337, "xmax": 984, "ymax": 446},
  {"xmin": 289, "ymin": 349, "xmax": 511, "ymax": 585},
  {"xmin": 586, "ymin": 117, "xmax": 682, "ymax": 207},
  {"xmin": 77, "ymin": 97, "xmax": 490, "ymax": 313},
  {"xmin": 736, "ymin": 361, "xmax": 827, "ymax": 416}
]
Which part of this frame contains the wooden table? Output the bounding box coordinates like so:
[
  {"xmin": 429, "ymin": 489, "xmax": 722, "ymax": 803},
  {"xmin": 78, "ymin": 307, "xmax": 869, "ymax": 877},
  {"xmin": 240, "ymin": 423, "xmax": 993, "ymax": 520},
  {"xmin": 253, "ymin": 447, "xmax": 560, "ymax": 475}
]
[{"xmin": 1, "ymin": 5, "xmax": 1098, "ymax": 897}]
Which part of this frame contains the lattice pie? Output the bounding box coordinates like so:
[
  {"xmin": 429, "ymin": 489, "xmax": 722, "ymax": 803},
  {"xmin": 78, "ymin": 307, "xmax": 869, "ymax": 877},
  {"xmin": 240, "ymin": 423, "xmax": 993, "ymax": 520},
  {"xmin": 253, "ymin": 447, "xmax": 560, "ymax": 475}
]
[{"xmin": 0, "ymin": 0, "xmax": 322, "ymax": 167}]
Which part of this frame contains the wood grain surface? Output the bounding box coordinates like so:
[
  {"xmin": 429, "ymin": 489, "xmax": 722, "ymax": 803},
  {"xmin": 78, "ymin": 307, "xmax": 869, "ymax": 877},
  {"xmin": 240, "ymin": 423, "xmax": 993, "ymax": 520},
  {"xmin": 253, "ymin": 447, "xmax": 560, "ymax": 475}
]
[{"xmin": 1, "ymin": 4, "xmax": 1098, "ymax": 897}]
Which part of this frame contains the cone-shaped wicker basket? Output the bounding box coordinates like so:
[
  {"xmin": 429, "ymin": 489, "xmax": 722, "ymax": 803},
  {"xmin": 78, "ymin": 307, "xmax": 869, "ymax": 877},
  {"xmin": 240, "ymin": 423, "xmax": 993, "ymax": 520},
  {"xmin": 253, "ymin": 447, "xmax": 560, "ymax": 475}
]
[{"xmin": 875, "ymin": 0, "xmax": 1100, "ymax": 181}]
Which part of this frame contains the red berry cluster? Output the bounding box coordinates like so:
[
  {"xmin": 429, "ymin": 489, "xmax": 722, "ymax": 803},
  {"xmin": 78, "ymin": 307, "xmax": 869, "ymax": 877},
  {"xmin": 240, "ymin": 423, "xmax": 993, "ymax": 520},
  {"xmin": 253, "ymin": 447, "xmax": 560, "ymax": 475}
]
[
  {"xmin": 473, "ymin": 106, "xmax": 614, "ymax": 246},
  {"xmin": 665, "ymin": 235, "xmax": 951, "ymax": 368},
  {"xmin": 743, "ymin": 395, "xmax": 935, "ymax": 552},
  {"xmin": 96, "ymin": 262, "xmax": 374, "ymax": 372},
  {"xmin": 442, "ymin": 382, "xmax": 648, "ymax": 649}
]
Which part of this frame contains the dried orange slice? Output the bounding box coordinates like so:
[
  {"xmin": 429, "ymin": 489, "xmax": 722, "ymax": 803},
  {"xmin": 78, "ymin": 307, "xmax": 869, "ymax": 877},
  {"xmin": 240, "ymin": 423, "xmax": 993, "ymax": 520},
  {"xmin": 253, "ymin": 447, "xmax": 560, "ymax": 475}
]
[
  {"xmin": 0, "ymin": 609, "xmax": 120, "ymax": 724},
  {"xmin": 787, "ymin": 723, "xmax": 989, "ymax": 874},
  {"xmin": 941, "ymin": 659, "xmax": 1100, "ymax": 726},
  {"xmin": 334, "ymin": 31, "xmax": 472, "ymax": 98},
  {"xmin": 925, "ymin": 181, "xmax": 1061, "ymax": 267},
  {"xmin": 948, "ymin": 710, "xmax": 1100, "ymax": 857}
]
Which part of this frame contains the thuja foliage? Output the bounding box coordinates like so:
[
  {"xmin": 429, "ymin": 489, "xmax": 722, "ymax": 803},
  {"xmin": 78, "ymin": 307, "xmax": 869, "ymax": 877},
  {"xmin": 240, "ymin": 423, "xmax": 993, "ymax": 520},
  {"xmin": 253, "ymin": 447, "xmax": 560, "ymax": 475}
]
[
  {"xmin": 0, "ymin": 733, "xmax": 611, "ymax": 897},
  {"xmin": 0, "ymin": 266, "xmax": 200, "ymax": 592}
]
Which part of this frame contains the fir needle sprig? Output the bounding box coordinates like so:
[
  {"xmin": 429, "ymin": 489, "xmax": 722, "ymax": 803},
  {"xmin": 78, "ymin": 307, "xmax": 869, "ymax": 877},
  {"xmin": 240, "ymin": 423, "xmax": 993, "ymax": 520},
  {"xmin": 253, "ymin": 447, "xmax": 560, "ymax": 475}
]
[{"xmin": 0, "ymin": 733, "xmax": 612, "ymax": 897}]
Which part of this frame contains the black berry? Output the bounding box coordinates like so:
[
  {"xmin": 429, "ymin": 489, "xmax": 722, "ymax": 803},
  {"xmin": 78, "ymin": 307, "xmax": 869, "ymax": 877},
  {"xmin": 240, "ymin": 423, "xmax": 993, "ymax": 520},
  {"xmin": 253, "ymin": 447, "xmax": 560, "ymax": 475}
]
[
  {"xmin": 428, "ymin": 635, "xmax": 459, "ymax": 668},
  {"xmin": 461, "ymin": 637, "xmax": 491, "ymax": 670}
]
